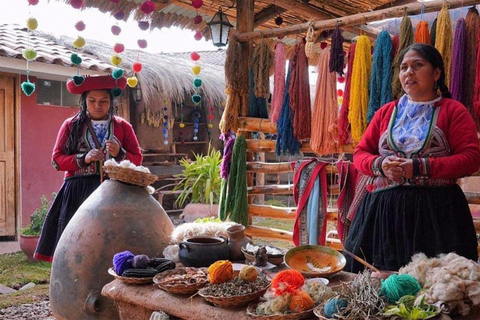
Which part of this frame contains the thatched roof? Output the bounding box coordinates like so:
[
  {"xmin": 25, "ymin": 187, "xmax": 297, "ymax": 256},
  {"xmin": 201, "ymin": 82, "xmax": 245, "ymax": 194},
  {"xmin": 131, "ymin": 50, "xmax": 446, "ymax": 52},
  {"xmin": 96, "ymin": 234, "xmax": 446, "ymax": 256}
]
[
  {"xmin": 41, "ymin": 33, "xmax": 226, "ymax": 108},
  {"xmin": 54, "ymin": 0, "xmax": 406, "ymax": 42}
]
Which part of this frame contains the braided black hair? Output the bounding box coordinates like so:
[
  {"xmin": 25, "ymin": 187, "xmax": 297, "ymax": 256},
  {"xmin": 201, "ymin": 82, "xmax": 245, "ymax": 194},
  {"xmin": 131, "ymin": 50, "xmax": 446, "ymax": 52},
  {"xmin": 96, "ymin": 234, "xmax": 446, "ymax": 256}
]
[
  {"xmin": 397, "ymin": 43, "xmax": 452, "ymax": 99},
  {"xmin": 64, "ymin": 90, "xmax": 116, "ymax": 155}
]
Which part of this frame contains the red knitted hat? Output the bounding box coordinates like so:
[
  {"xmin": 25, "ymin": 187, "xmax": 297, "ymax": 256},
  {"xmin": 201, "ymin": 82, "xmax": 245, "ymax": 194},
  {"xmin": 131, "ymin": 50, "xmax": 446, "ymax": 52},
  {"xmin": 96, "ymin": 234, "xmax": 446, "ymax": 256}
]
[{"xmin": 66, "ymin": 75, "xmax": 127, "ymax": 95}]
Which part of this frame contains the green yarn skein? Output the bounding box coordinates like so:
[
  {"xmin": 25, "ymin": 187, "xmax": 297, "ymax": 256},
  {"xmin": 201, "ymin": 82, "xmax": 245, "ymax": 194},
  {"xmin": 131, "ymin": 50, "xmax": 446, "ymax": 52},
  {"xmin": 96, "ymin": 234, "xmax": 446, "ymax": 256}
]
[{"xmin": 380, "ymin": 274, "xmax": 421, "ymax": 303}]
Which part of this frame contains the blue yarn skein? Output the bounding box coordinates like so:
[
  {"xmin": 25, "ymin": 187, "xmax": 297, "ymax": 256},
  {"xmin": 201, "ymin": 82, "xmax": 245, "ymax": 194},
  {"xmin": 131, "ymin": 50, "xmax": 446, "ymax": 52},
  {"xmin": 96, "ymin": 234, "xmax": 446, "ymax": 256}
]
[
  {"xmin": 323, "ymin": 298, "xmax": 348, "ymax": 319},
  {"xmin": 113, "ymin": 250, "xmax": 134, "ymax": 276},
  {"xmin": 380, "ymin": 274, "xmax": 421, "ymax": 303}
]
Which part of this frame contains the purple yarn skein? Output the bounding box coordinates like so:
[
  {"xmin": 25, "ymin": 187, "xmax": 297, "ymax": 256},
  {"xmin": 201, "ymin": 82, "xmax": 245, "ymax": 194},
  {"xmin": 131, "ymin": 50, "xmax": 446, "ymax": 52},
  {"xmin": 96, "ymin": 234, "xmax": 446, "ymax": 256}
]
[{"xmin": 113, "ymin": 250, "xmax": 134, "ymax": 276}]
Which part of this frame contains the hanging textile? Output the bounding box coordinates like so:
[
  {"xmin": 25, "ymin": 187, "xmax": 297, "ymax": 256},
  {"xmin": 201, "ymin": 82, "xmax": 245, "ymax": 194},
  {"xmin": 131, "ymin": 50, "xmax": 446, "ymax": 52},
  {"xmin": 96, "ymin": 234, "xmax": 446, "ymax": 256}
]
[
  {"xmin": 220, "ymin": 135, "xmax": 248, "ymax": 226},
  {"xmin": 311, "ymin": 48, "xmax": 338, "ymax": 155},
  {"xmin": 435, "ymin": 3, "xmax": 453, "ymax": 87},
  {"xmin": 338, "ymin": 43, "xmax": 356, "ymax": 146},
  {"xmin": 276, "ymin": 66, "xmax": 301, "ymax": 156},
  {"xmin": 329, "ymin": 26, "xmax": 344, "ymax": 76},
  {"xmin": 248, "ymin": 68, "xmax": 269, "ymax": 118},
  {"xmin": 414, "ymin": 21, "xmax": 431, "ymax": 44},
  {"xmin": 289, "ymin": 40, "xmax": 311, "ymax": 140},
  {"xmin": 431, "ymin": 18, "xmax": 438, "ymax": 47},
  {"xmin": 392, "ymin": 15, "xmax": 413, "ymax": 99},
  {"xmin": 464, "ymin": 7, "xmax": 480, "ymax": 113},
  {"xmin": 219, "ymin": 37, "xmax": 245, "ymax": 134},
  {"xmin": 367, "ymin": 30, "xmax": 393, "ymax": 123},
  {"xmin": 271, "ymin": 42, "xmax": 286, "ymax": 124},
  {"xmin": 336, "ymin": 161, "xmax": 358, "ymax": 243},
  {"xmin": 348, "ymin": 35, "xmax": 372, "ymax": 143},
  {"xmin": 292, "ymin": 159, "xmax": 329, "ymax": 246},
  {"xmin": 451, "ymin": 18, "xmax": 467, "ymax": 105},
  {"xmin": 252, "ymin": 39, "xmax": 274, "ymax": 99}
]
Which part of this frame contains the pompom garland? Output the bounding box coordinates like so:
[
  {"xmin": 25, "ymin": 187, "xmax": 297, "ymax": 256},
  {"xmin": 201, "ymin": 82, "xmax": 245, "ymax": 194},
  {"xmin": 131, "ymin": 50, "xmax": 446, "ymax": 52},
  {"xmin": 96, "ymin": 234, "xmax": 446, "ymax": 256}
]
[
  {"xmin": 75, "ymin": 20, "xmax": 86, "ymax": 32},
  {"xmin": 111, "ymin": 25, "xmax": 121, "ymax": 35},
  {"xmin": 271, "ymin": 270, "xmax": 305, "ymax": 296},
  {"xmin": 70, "ymin": 0, "xmax": 84, "ymax": 9},
  {"xmin": 140, "ymin": 1, "xmax": 155, "ymax": 15},
  {"xmin": 208, "ymin": 260, "xmax": 234, "ymax": 284},
  {"xmin": 113, "ymin": 251, "xmax": 134, "ymax": 276}
]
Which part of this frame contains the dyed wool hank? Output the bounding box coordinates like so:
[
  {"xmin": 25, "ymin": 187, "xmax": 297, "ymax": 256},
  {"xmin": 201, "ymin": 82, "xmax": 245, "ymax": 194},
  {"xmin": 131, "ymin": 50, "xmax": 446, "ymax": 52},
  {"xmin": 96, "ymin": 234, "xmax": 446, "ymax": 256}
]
[
  {"xmin": 289, "ymin": 41, "xmax": 311, "ymax": 140},
  {"xmin": 248, "ymin": 67, "xmax": 268, "ymax": 118},
  {"xmin": 329, "ymin": 26, "xmax": 344, "ymax": 76},
  {"xmin": 338, "ymin": 43, "xmax": 356, "ymax": 146},
  {"xmin": 451, "ymin": 18, "xmax": 466, "ymax": 105},
  {"xmin": 271, "ymin": 42, "xmax": 286, "ymax": 124},
  {"xmin": 392, "ymin": 15, "xmax": 413, "ymax": 99},
  {"xmin": 310, "ymin": 48, "xmax": 338, "ymax": 155},
  {"xmin": 348, "ymin": 35, "xmax": 372, "ymax": 143},
  {"xmin": 252, "ymin": 39, "xmax": 274, "ymax": 99},
  {"xmin": 435, "ymin": 3, "xmax": 453, "ymax": 87},
  {"xmin": 367, "ymin": 30, "xmax": 393, "ymax": 123},
  {"xmin": 464, "ymin": 7, "xmax": 480, "ymax": 113},
  {"xmin": 414, "ymin": 21, "xmax": 431, "ymax": 44}
]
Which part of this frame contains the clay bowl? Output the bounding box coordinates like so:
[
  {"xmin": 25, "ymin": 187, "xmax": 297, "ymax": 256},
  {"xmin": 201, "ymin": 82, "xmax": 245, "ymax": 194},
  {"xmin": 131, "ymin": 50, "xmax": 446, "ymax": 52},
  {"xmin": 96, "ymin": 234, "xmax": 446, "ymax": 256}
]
[
  {"xmin": 284, "ymin": 245, "xmax": 346, "ymax": 278},
  {"xmin": 241, "ymin": 246, "xmax": 285, "ymax": 266}
]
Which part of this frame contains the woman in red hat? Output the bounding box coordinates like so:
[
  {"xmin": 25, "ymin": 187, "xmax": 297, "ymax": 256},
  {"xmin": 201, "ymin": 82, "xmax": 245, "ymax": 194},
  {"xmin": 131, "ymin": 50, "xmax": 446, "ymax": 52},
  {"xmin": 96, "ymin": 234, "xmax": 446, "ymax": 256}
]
[{"xmin": 34, "ymin": 75, "xmax": 143, "ymax": 262}]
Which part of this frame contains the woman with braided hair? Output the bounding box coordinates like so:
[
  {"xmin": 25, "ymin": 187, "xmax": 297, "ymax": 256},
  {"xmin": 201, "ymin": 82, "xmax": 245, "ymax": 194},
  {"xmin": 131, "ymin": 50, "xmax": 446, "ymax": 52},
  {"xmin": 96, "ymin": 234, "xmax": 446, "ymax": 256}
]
[
  {"xmin": 34, "ymin": 75, "xmax": 142, "ymax": 262},
  {"xmin": 345, "ymin": 44, "xmax": 480, "ymax": 272}
]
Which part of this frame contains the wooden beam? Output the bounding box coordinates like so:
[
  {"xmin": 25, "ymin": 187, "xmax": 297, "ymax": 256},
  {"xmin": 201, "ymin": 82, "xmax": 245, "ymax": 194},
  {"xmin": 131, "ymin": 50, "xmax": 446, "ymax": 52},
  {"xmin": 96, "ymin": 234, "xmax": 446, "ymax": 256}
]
[
  {"xmin": 248, "ymin": 184, "xmax": 340, "ymax": 196},
  {"xmin": 245, "ymin": 225, "xmax": 293, "ymax": 242},
  {"xmin": 245, "ymin": 139, "xmax": 355, "ymax": 154},
  {"xmin": 254, "ymin": 5, "xmax": 286, "ymax": 28},
  {"xmin": 248, "ymin": 204, "xmax": 338, "ymax": 221},
  {"xmin": 375, "ymin": 0, "xmax": 418, "ymax": 10},
  {"xmin": 236, "ymin": 0, "xmax": 480, "ymax": 42},
  {"xmin": 238, "ymin": 117, "xmax": 277, "ymax": 134},
  {"xmin": 465, "ymin": 192, "xmax": 480, "ymax": 205},
  {"xmin": 246, "ymin": 162, "xmax": 340, "ymax": 174},
  {"xmin": 155, "ymin": 0, "xmax": 173, "ymax": 11}
]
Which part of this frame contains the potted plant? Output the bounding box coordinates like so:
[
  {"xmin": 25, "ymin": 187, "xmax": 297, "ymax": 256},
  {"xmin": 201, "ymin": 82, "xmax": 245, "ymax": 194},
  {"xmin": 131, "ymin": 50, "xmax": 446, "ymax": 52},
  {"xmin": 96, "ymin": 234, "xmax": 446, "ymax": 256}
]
[
  {"xmin": 174, "ymin": 146, "xmax": 222, "ymax": 222},
  {"xmin": 19, "ymin": 193, "xmax": 55, "ymax": 262}
]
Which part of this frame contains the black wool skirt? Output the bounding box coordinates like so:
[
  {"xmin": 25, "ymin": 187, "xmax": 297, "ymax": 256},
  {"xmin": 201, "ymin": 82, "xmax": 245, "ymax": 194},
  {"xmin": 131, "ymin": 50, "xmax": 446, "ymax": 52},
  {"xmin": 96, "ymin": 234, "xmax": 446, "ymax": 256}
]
[
  {"xmin": 344, "ymin": 184, "xmax": 478, "ymax": 273},
  {"xmin": 34, "ymin": 175, "xmax": 101, "ymax": 262}
]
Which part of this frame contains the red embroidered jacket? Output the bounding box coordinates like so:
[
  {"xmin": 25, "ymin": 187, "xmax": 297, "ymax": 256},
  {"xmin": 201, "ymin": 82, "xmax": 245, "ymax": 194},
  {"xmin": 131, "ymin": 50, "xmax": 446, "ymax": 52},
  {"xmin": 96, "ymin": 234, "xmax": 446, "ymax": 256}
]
[
  {"xmin": 52, "ymin": 116, "xmax": 143, "ymax": 179},
  {"xmin": 354, "ymin": 98, "xmax": 480, "ymax": 191}
]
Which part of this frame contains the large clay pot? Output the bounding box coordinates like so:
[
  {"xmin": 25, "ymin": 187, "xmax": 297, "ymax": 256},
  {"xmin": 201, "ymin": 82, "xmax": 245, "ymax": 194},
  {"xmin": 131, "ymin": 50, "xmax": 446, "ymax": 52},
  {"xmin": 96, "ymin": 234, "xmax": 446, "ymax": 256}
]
[
  {"xmin": 50, "ymin": 180, "xmax": 174, "ymax": 320},
  {"xmin": 227, "ymin": 224, "xmax": 252, "ymax": 261},
  {"xmin": 179, "ymin": 236, "xmax": 229, "ymax": 267}
]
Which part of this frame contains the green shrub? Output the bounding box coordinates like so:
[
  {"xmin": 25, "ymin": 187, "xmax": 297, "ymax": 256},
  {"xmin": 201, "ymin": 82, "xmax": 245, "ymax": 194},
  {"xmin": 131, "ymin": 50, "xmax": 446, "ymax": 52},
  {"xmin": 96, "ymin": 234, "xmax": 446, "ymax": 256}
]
[
  {"xmin": 174, "ymin": 146, "xmax": 222, "ymax": 208},
  {"xmin": 21, "ymin": 193, "xmax": 56, "ymax": 236}
]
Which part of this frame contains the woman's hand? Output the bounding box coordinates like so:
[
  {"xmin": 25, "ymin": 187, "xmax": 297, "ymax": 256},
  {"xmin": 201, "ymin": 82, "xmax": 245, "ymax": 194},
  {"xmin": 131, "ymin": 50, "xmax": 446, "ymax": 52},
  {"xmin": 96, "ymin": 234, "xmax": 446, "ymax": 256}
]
[
  {"xmin": 85, "ymin": 148, "xmax": 105, "ymax": 164},
  {"xmin": 399, "ymin": 159, "xmax": 414, "ymax": 179},
  {"xmin": 382, "ymin": 156, "xmax": 405, "ymax": 183},
  {"xmin": 105, "ymin": 139, "xmax": 120, "ymax": 158}
]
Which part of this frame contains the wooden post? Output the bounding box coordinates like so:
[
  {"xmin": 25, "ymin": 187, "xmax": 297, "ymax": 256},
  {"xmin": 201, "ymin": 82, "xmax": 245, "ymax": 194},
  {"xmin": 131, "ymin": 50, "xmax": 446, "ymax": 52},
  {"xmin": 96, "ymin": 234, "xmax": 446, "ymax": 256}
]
[{"xmin": 235, "ymin": 0, "xmax": 480, "ymax": 42}]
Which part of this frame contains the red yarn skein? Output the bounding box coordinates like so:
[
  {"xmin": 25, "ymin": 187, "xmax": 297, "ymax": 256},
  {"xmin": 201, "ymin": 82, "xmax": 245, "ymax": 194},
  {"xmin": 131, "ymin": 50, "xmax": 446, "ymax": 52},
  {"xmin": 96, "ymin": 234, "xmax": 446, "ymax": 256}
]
[{"xmin": 271, "ymin": 270, "xmax": 305, "ymax": 296}]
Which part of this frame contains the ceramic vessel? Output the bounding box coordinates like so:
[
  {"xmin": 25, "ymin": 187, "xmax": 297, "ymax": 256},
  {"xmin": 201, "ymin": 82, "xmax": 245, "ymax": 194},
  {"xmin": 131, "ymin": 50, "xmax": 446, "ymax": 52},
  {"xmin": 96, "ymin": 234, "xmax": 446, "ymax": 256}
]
[
  {"xmin": 49, "ymin": 180, "xmax": 174, "ymax": 320},
  {"xmin": 179, "ymin": 236, "xmax": 230, "ymax": 267},
  {"xmin": 19, "ymin": 234, "xmax": 39, "ymax": 263},
  {"xmin": 227, "ymin": 224, "xmax": 252, "ymax": 261}
]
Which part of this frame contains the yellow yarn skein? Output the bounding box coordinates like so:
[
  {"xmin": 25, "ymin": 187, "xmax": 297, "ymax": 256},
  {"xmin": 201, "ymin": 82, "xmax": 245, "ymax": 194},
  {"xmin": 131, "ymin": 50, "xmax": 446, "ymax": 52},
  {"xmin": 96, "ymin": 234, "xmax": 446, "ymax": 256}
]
[
  {"xmin": 208, "ymin": 260, "xmax": 234, "ymax": 284},
  {"xmin": 435, "ymin": 3, "xmax": 453, "ymax": 87},
  {"xmin": 348, "ymin": 35, "xmax": 372, "ymax": 142}
]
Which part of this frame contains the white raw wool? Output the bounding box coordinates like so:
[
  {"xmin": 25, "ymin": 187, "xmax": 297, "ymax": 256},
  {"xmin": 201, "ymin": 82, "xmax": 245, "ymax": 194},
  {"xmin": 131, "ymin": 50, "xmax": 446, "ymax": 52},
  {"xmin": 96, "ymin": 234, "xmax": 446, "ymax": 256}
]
[
  {"xmin": 400, "ymin": 253, "xmax": 480, "ymax": 316},
  {"xmin": 119, "ymin": 160, "xmax": 132, "ymax": 168},
  {"xmin": 170, "ymin": 221, "xmax": 235, "ymax": 244},
  {"xmin": 104, "ymin": 159, "xmax": 118, "ymax": 166},
  {"xmin": 245, "ymin": 243, "xmax": 283, "ymax": 255}
]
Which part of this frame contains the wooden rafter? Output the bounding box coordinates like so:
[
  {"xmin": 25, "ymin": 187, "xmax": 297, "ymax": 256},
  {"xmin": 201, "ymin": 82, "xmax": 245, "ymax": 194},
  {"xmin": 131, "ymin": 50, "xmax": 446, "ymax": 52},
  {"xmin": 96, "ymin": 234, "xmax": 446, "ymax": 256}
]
[
  {"xmin": 236, "ymin": 0, "xmax": 480, "ymax": 42},
  {"xmin": 261, "ymin": 0, "xmax": 379, "ymax": 39},
  {"xmin": 376, "ymin": 0, "xmax": 418, "ymax": 10},
  {"xmin": 254, "ymin": 5, "xmax": 287, "ymax": 28}
]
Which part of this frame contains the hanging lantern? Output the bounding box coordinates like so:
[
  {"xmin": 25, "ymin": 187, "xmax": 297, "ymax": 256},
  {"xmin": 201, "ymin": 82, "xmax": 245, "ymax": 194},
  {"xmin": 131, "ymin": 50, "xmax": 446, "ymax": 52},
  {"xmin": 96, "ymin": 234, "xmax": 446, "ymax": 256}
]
[{"xmin": 207, "ymin": 8, "xmax": 233, "ymax": 47}]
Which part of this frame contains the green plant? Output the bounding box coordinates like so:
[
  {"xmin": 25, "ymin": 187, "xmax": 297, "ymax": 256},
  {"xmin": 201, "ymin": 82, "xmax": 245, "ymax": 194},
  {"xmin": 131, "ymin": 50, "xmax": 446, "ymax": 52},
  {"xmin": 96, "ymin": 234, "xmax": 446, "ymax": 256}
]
[
  {"xmin": 174, "ymin": 146, "xmax": 222, "ymax": 208},
  {"xmin": 21, "ymin": 193, "xmax": 56, "ymax": 236}
]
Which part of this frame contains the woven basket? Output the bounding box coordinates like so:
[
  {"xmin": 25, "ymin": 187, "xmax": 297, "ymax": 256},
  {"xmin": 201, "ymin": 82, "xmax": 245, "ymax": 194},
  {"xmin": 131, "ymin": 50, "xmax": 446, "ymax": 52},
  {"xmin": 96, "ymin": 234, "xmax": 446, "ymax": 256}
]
[
  {"xmin": 108, "ymin": 267, "xmax": 154, "ymax": 284},
  {"xmin": 246, "ymin": 301, "xmax": 315, "ymax": 320},
  {"xmin": 153, "ymin": 267, "xmax": 208, "ymax": 295},
  {"xmin": 104, "ymin": 165, "xmax": 157, "ymax": 187},
  {"xmin": 198, "ymin": 284, "xmax": 270, "ymax": 308}
]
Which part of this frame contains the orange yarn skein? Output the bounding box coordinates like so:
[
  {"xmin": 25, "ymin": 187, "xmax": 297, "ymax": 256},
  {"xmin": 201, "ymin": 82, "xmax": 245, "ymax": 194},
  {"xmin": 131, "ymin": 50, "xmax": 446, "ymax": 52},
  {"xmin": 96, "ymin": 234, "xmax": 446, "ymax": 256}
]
[
  {"xmin": 271, "ymin": 270, "xmax": 305, "ymax": 296},
  {"xmin": 289, "ymin": 291, "xmax": 315, "ymax": 312},
  {"xmin": 208, "ymin": 260, "xmax": 234, "ymax": 284}
]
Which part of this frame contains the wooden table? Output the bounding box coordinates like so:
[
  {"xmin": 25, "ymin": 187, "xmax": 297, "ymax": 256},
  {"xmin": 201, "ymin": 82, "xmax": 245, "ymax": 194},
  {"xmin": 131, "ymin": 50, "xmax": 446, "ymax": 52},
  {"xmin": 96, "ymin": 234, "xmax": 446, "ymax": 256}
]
[
  {"xmin": 102, "ymin": 272, "xmax": 356, "ymax": 320},
  {"xmin": 102, "ymin": 271, "xmax": 480, "ymax": 320}
]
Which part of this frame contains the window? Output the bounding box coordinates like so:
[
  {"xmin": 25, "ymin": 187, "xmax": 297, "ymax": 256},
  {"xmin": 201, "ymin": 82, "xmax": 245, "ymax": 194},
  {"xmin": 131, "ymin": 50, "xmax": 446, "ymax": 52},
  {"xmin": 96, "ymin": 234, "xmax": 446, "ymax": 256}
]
[{"xmin": 36, "ymin": 79, "xmax": 79, "ymax": 107}]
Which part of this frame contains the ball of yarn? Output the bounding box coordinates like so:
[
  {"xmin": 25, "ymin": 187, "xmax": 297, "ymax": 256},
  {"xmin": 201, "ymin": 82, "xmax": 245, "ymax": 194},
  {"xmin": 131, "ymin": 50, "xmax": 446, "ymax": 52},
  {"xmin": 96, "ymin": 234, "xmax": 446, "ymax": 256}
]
[
  {"xmin": 239, "ymin": 265, "xmax": 258, "ymax": 282},
  {"xmin": 208, "ymin": 260, "xmax": 234, "ymax": 284},
  {"xmin": 113, "ymin": 251, "xmax": 134, "ymax": 276},
  {"xmin": 271, "ymin": 270, "xmax": 305, "ymax": 296},
  {"xmin": 132, "ymin": 254, "xmax": 150, "ymax": 269},
  {"xmin": 323, "ymin": 298, "xmax": 348, "ymax": 318},
  {"xmin": 380, "ymin": 274, "xmax": 421, "ymax": 303},
  {"xmin": 289, "ymin": 291, "xmax": 314, "ymax": 312}
]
